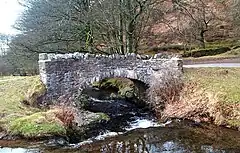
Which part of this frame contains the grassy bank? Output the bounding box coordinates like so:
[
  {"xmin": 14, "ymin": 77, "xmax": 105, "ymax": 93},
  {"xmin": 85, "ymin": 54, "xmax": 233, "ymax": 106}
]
[
  {"xmin": 0, "ymin": 76, "xmax": 111, "ymax": 139},
  {"xmin": 1, "ymin": 68, "xmax": 239, "ymax": 137},
  {"xmin": 183, "ymin": 68, "xmax": 240, "ymax": 128},
  {"xmin": 184, "ymin": 68, "xmax": 240, "ymax": 104},
  {"xmin": 0, "ymin": 76, "xmax": 68, "ymax": 138},
  {"xmin": 141, "ymin": 41, "xmax": 240, "ymax": 61},
  {"xmin": 149, "ymin": 68, "xmax": 240, "ymax": 129},
  {"xmin": 0, "ymin": 76, "xmax": 40, "ymax": 118},
  {"xmin": 183, "ymin": 48, "xmax": 240, "ymax": 62}
]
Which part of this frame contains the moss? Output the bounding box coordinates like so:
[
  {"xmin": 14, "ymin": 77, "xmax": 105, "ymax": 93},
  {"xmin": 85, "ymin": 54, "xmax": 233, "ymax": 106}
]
[
  {"xmin": 8, "ymin": 111, "xmax": 66, "ymax": 138},
  {"xmin": 99, "ymin": 78, "xmax": 134, "ymax": 89},
  {"xmin": 119, "ymin": 86, "xmax": 135, "ymax": 98},
  {"xmin": 92, "ymin": 81, "xmax": 100, "ymax": 87},
  {"xmin": 93, "ymin": 78, "xmax": 136, "ymax": 100},
  {"xmin": 94, "ymin": 113, "xmax": 110, "ymax": 122},
  {"xmin": 227, "ymin": 120, "xmax": 240, "ymax": 128},
  {"xmin": 0, "ymin": 76, "xmax": 41, "ymax": 130}
]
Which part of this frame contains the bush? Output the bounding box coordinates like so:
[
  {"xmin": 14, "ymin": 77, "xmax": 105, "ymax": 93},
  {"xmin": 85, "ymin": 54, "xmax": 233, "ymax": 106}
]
[
  {"xmin": 147, "ymin": 68, "xmax": 183, "ymax": 118},
  {"xmin": 183, "ymin": 47, "xmax": 231, "ymax": 57},
  {"xmin": 54, "ymin": 106, "xmax": 75, "ymax": 127}
]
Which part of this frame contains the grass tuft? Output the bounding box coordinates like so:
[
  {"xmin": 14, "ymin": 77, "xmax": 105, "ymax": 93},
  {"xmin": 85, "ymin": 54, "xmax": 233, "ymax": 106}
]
[{"xmin": 8, "ymin": 111, "xmax": 66, "ymax": 138}]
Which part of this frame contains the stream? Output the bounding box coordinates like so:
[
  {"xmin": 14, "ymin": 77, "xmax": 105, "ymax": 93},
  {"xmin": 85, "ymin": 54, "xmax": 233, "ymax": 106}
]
[
  {"xmin": 1, "ymin": 88, "xmax": 240, "ymax": 153},
  {"xmin": 1, "ymin": 118, "xmax": 240, "ymax": 153}
]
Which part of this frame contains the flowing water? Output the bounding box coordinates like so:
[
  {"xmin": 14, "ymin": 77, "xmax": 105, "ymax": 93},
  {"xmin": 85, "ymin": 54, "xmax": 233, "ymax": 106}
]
[
  {"xmin": 1, "ymin": 118, "xmax": 240, "ymax": 153},
  {"xmin": 1, "ymin": 88, "xmax": 240, "ymax": 153}
]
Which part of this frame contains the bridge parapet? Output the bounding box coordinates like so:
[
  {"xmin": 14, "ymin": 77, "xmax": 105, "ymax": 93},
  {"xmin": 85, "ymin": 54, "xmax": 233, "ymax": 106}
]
[
  {"xmin": 39, "ymin": 52, "xmax": 183, "ymax": 102},
  {"xmin": 39, "ymin": 52, "xmax": 179, "ymax": 61}
]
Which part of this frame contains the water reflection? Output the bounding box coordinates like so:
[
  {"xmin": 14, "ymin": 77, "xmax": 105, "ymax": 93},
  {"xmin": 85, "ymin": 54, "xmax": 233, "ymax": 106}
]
[
  {"xmin": 0, "ymin": 147, "xmax": 40, "ymax": 153},
  {"xmin": 1, "ymin": 122, "xmax": 240, "ymax": 153},
  {"xmin": 69, "ymin": 124, "xmax": 240, "ymax": 153}
]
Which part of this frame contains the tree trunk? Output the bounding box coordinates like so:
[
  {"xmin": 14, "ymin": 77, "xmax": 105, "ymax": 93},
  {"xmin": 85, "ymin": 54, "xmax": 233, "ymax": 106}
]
[
  {"xmin": 199, "ymin": 30, "xmax": 206, "ymax": 48},
  {"xmin": 127, "ymin": 0, "xmax": 135, "ymax": 53},
  {"xmin": 119, "ymin": 0, "xmax": 124, "ymax": 54}
]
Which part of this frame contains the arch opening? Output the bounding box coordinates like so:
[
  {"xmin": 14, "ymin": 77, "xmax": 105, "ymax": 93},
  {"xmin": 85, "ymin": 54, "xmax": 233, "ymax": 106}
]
[{"xmin": 82, "ymin": 77, "xmax": 149, "ymax": 106}]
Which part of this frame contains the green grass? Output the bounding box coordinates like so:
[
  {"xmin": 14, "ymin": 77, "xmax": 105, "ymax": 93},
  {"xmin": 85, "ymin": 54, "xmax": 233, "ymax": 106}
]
[
  {"xmin": 184, "ymin": 68, "xmax": 240, "ymax": 104},
  {"xmin": 220, "ymin": 47, "xmax": 240, "ymax": 56},
  {"xmin": 0, "ymin": 76, "xmax": 67, "ymax": 138},
  {"xmin": 0, "ymin": 76, "xmax": 41, "ymax": 117},
  {"xmin": 182, "ymin": 41, "xmax": 240, "ymax": 60},
  {"xmin": 183, "ymin": 48, "xmax": 240, "ymax": 61},
  {"xmin": 8, "ymin": 111, "xmax": 66, "ymax": 138},
  {"xmin": 184, "ymin": 68, "xmax": 240, "ymax": 128}
]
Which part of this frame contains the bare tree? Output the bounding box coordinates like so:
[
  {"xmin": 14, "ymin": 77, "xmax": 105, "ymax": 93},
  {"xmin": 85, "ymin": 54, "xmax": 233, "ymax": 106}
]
[
  {"xmin": 13, "ymin": 0, "xmax": 163, "ymax": 54},
  {"xmin": 13, "ymin": 0, "xmax": 92, "ymax": 54},
  {"xmin": 172, "ymin": 0, "xmax": 218, "ymax": 48},
  {"xmin": 231, "ymin": 0, "xmax": 240, "ymax": 37}
]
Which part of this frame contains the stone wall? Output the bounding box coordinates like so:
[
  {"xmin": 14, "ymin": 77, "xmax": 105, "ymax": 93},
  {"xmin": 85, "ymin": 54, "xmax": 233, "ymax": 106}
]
[{"xmin": 39, "ymin": 53, "xmax": 183, "ymax": 101}]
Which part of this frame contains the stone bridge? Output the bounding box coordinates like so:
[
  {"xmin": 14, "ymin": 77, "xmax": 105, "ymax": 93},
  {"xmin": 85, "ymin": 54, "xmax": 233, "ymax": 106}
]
[{"xmin": 39, "ymin": 53, "xmax": 183, "ymax": 101}]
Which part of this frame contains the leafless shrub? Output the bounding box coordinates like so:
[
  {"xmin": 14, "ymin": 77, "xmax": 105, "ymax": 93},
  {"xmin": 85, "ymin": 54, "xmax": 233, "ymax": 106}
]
[
  {"xmin": 158, "ymin": 81, "xmax": 240, "ymax": 128},
  {"xmin": 51, "ymin": 105, "xmax": 75, "ymax": 127},
  {"xmin": 147, "ymin": 68, "xmax": 183, "ymax": 118}
]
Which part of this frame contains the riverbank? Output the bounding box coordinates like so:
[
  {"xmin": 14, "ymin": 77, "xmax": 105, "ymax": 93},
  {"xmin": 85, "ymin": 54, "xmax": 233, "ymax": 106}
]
[
  {"xmin": 160, "ymin": 68, "xmax": 240, "ymax": 130},
  {"xmin": 0, "ymin": 68, "xmax": 239, "ymax": 142},
  {"xmin": 0, "ymin": 76, "xmax": 111, "ymax": 141}
]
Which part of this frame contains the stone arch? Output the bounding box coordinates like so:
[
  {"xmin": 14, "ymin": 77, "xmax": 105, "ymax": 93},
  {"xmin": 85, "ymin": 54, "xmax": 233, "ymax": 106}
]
[
  {"xmin": 84, "ymin": 68, "xmax": 151, "ymax": 89},
  {"xmin": 38, "ymin": 52, "xmax": 182, "ymax": 101},
  {"xmin": 81, "ymin": 69, "xmax": 150, "ymax": 105}
]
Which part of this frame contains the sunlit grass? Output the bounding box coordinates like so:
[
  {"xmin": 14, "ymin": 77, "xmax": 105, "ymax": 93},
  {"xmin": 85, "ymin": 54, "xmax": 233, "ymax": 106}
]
[
  {"xmin": 0, "ymin": 76, "xmax": 41, "ymax": 118},
  {"xmin": 184, "ymin": 68, "xmax": 240, "ymax": 104},
  {"xmin": 184, "ymin": 68, "xmax": 240, "ymax": 128}
]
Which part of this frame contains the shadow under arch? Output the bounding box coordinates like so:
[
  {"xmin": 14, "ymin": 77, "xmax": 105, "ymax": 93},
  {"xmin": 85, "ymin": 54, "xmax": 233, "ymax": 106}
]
[
  {"xmin": 84, "ymin": 69, "xmax": 151, "ymax": 89},
  {"xmin": 82, "ymin": 69, "xmax": 150, "ymax": 104}
]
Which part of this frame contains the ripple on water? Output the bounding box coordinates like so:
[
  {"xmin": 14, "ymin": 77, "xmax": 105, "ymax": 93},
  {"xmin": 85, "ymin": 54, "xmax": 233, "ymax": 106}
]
[{"xmin": 0, "ymin": 147, "xmax": 40, "ymax": 153}]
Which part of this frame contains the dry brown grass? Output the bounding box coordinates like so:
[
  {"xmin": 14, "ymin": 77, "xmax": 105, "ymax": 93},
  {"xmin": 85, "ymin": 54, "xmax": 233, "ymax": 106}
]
[
  {"xmin": 147, "ymin": 68, "xmax": 240, "ymax": 129},
  {"xmin": 50, "ymin": 106, "xmax": 75, "ymax": 127},
  {"xmin": 159, "ymin": 81, "xmax": 240, "ymax": 129},
  {"xmin": 147, "ymin": 69, "xmax": 183, "ymax": 118}
]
